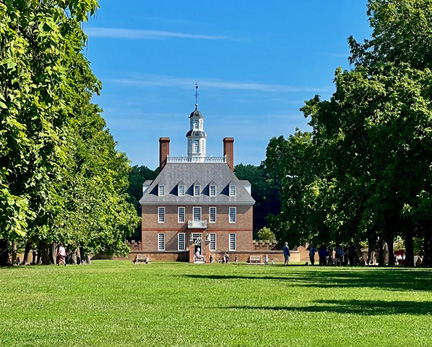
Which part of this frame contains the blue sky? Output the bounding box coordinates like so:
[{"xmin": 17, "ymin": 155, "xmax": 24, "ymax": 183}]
[{"xmin": 85, "ymin": 0, "xmax": 372, "ymax": 170}]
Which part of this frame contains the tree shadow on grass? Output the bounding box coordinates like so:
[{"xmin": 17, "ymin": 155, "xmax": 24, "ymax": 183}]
[
  {"xmin": 224, "ymin": 299, "xmax": 432, "ymax": 315},
  {"xmin": 184, "ymin": 269, "xmax": 432, "ymax": 292}
]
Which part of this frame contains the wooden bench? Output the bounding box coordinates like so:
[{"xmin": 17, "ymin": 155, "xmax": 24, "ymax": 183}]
[
  {"xmin": 134, "ymin": 254, "xmax": 149, "ymax": 264},
  {"xmin": 249, "ymin": 256, "xmax": 262, "ymax": 264}
]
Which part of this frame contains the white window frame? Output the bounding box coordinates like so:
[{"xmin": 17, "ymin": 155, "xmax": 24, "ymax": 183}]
[
  {"xmin": 229, "ymin": 184, "xmax": 236, "ymax": 197},
  {"xmin": 229, "ymin": 233, "xmax": 236, "ymax": 251},
  {"xmin": 229, "ymin": 207, "xmax": 236, "ymax": 223},
  {"xmin": 158, "ymin": 185, "xmax": 165, "ymax": 197},
  {"xmin": 193, "ymin": 140, "xmax": 199, "ymax": 153},
  {"xmin": 209, "ymin": 207, "xmax": 216, "ymax": 223},
  {"xmin": 194, "ymin": 185, "xmax": 201, "ymax": 196},
  {"xmin": 194, "ymin": 120, "xmax": 199, "ymax": 130},
  {"xmin": 193, "ymin": 207, "xmax": 202, "ymax": 221},
  {"xmin": 209, "ymin": 233, "xmax": 216, "ymax": 251},
  {"xmin": 178, "ymin": 232, "xmax": 185, "ymax": 251},
  {"xmin": 158, "ymin": 207, "xmax": 165, "ymax": 223},
  {"xmin": 209, "ymin": 185, "xmax": 216, "ymax": 197},
  {"xmin": 178, "ymin": 207, "xmax": 185, "ymax": 223},
  {"xmin": 178, "ymin": 185, "xmax": 185, "ymax": 197},
  {"xmin": 158, "ymin": 233, "xmax": 165, "ymax": 251}
]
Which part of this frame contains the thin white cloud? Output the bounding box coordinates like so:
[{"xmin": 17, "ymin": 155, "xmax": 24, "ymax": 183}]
[
  {"xmin": 324, "ymin": 53, "xmax": 350, "ymax": 58},
  {"xmin": 108, "ymin": 75, "xmax": 330, "ymax": 93},
  {"xmin": 86, "ymin": 27, "xmax": 230, "ymax": 41}
]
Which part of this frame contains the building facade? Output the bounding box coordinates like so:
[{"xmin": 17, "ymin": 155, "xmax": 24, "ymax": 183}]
[{"xmin": 139, "ymin": 105, "xmax": 255, "ymax": 262}]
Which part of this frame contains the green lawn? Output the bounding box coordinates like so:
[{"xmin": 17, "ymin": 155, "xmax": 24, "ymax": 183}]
[{"xmin": 1, "ymin": 261, "xmax": 431, "ymax": 346}]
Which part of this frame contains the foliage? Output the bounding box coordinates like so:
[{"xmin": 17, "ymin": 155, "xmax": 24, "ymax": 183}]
[
  {"xmin": 234, "ymin": 163, "xmax": 281, "ymax": 234},
  {"xmin": 264, "ymin": 0, "xmax": 432, "ymax": 266},
  {"xmin": 0, "ymin": 0, "xmax": 138, "ymax": 263},
  {"xmin": 127, "ymin": 165, "xmax": 158, "ymax": 240},
  {"xmin": 1, "ymin": 261, "xmax": 431, "ymax": 345},
  {"xmin": 257, "ymin": 227, "xmax": 276, "ymax": 242}
]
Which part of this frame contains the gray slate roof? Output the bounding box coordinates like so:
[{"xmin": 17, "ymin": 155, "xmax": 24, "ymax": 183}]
[{"xmin": 139, "ymin": 163, "xmax": 255, "ymax": 206}]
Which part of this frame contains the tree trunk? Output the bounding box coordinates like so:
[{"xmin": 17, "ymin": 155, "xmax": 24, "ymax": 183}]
[
  {"xmin": 0, "ymin": 239, "xmax": 9, "ymax": 266},
  {"xmin": 50, "ymin": 243, "xmax": 57, "ymax": 264},
  {"xmin": 36, "ymin": 243, "xmax": 42, "ymax": 264},
  {"xmin": 378, "ymin": 238, "xmax": 385, "ymax": 266},
  {"xmin": 367, "ymin": 237, "xmax": 375, "ymax": 265},
  {"xmin": 423, "ymin": 225, "xmax": 432, "ymax": 267},
  {"xmin": 386, "ymin": 236, "xmax": 395, "ymax": 266},
  {"xmin": 11, "ymin": 241, "xmax": 17, "ymax": 265},
  {"xmin": 22, "ymin": 242, "xmax": 32, "ymax": 265},
  {"xmin": 405, "ymin": 230, "xmax": 414, "ymax": 267},
  {"xmin": 40, "ymin": 242, "xmax": 52, "ymax": 265}
]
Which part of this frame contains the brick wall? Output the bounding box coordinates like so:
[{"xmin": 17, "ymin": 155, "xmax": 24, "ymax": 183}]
[{"xmin": 141, "ymin": 205, "xmax": 253, "ymax": 252}]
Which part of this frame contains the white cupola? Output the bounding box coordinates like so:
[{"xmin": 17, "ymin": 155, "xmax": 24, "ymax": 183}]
[{"xmin": 186, "ymin": 104, "xmax": 207, "ymax": 161}]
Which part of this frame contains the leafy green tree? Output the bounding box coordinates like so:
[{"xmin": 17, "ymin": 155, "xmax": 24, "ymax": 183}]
[
  {"xmin": 234, "ymin": 163, "xmax": 281, "ymax": 235},
  {"xmin": 257, "ymin": 227, "xmax": 276, "ymax": 242},
  {"xmin": 0, "ymin": 0, "xmax": 138, "ymax": 264},
  {"xmin": 127, "ymin": 165, "xmax": 158, "ymax": 240}
]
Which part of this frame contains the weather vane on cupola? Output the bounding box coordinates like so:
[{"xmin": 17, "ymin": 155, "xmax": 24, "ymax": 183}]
[{"xmin": 195, "ymin": 83, "xmax": 199, "ymax": 109}]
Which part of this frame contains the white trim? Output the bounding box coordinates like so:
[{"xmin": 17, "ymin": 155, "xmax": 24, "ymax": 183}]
[
  {"xmin": 158, "ymin": 207, "xmax": 165, "ymax": 223},
  {"xmin": 178, "ymin": 185, "xmax": 185, "ymax": 197},
  {"xmin": 209, "ymin": 185, "xmax": 216, "ymax": 197},
  {"xmin": 229, "ymin": 233, "xmax": 236, "ymax": 251},
  {"xmin": 229, "ymin": 207, "xmax": 236, "ymax": 223},
  {"xmin": 141, "ymin": 201, "xmax": 254, "ymax": 206},
  {"xmin": 158, "ymin": 185, "xmax": 165, "ymax": 197},
  {"xmin": 229, "ymin": 184, "xmax": 236, "ymax": 197},
  {"xmin": 194, "ymin": 185, "xmax": 201, "ymax": 196},
  {"xmin": 178, "ymin": 206, "xmax": 185, "ymax": 223},
  {"xmin": 178, "ymin": 232, "xmax": 185, "ymax": 251},
  {"xmin": 209, "ymin": 206, "xmax": 216, "ymax": 223},
  {"xmin": 209, "ymin": 233, "xmax": 216, "ymax": 251},
  {"xmin": 158, "ymin": 233, "xmax": 165, "ymax": 251},
  {"xmin": 193, "ymin": 206, "xmax": 202, "ymax": 221}
]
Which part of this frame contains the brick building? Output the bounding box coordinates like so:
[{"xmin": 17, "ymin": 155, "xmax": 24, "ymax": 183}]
[{"xmin": 139, "ymin": 103, "xmax": 255, "ymax": 263}]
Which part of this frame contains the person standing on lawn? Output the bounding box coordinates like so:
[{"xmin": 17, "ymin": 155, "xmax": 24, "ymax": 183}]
[
  {"xmin": 309, "ymin": 245, "xmax": 317, "ymax": 265},
  {"xmin": 283, "ymin": 242, "xmax": 290, "ymax": 265},
  {"xmin": 318, "ymin": 243, "xmax": 327, "ymax": 266}
]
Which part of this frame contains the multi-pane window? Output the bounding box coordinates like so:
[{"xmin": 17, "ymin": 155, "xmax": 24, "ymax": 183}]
[
  {"xmin": 193, "ymin": 207, "xmax": 202, "ymax": 221},
  {"xmin": 209, "ymin": 207, "xmax": 216, "ymax": 223},
  {"xmin": 210, "ymin": 233, "xmax": 216, "ymax": 251},
  {"xmin": 193, "ymin": 140, "xmax": 199, "ymax": 153},
  {"xmin": 178, "ymin": 233, "xmax": 185, "ymax": 251},
  {"xmin": 158, "ymin": 185, "xmax": 165, "ymax": 196},
  {"xmin": 229, "ymin": 185, "xmax": 236, "ymax": 197},
  {"xmin": 178, "ymin": 207, "xmax": 185, "ymax": 223},
  {"xmin": 229, "ymin": 207, "xmax": 236, "ymax": 223},
  {"xmin": 210, "ymin": 185, "xmax": 216, "ymax": 197},
  {"xmin": 158, "ymin": 207, "xmax": 165, "ymax": 223},
  {"xmin": 229, "ymin": 233, "xmax": 236, "ymax": 251},
  {"xmin": 194, "ymin": 120, "xmax": 199, "ymax": 130},
  {"xmin": 194, "ymin": 185, "xmax": 201, "ymax": 196},
  {"xmin": 178, "ymin": 185, "xmax": 185, "ymax": 197},
  {"xmin": 158, "ymin": 233, "xmax": 165, "ymax": 251}
]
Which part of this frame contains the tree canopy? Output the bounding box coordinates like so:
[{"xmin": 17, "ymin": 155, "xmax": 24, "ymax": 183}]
[
  {"xmin": 0, "ymin": 0, "xmax": 139, "ymax": 265},
  {"xmin": 265, "ymin": 0, "xmax": 432, "ymax": 266}
]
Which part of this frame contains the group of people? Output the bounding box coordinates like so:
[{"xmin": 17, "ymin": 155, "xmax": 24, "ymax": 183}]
[{"xmin": 308, "ymin": 242, "xmax": 357, "ymax": 266}]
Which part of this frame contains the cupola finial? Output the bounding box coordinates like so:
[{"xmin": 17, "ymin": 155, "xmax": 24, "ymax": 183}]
[{"xmin": 194, "ymin": 83, "xmax": 199, "ymax": 109}]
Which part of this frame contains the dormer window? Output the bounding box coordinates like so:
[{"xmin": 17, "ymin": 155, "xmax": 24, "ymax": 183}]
[
  {"xmin": 194, "ymin": 185, "xmax": 201, "ymax": 196},
  {"xmin": 158, "ymin": 185, "xmax": 165, "ymax": 197},
  {"xmin": 178, "ymin": 185, "xmax": 185, "ymax": 197},
  {"xmin": 210, "ymin": 185, "xmax": 216, "ymax": 197},
  {"xmin": 229, "ymin": 184, "xmax": 236, "ymax": 197}
]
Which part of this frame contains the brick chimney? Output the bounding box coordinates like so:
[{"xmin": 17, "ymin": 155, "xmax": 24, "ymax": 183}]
[
  {"xmin": 223, "ymin": 137, "xmax": 234, "ymax": 171},
  {"xmin": 159, "ymin": 137, "xmax": 170, "ymax": 170}
]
